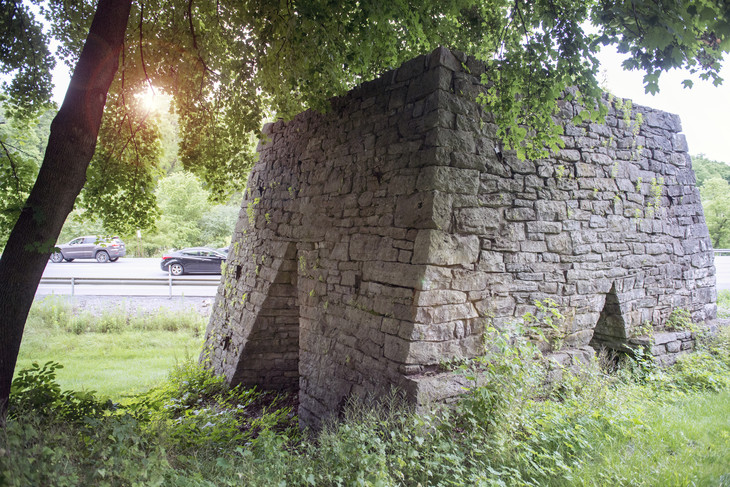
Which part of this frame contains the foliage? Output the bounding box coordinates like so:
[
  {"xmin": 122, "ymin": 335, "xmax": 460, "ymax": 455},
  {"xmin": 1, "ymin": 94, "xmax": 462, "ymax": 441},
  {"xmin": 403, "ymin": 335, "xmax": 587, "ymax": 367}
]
[
  {"xmin": 671, "ymin": 350, "xmax": 730, "ymax": 393},
  {"xmin": 3, "ymin": 0, "xmax": 728, "ymax": 237},
  {"xmin": 151, "ymin": 171, "xmax": 209, "ymax": 247},
  {"xmin": 51, "ymin": 169, "xmax": 239, "ymax": 255},
  {"xmin": 631, "ymin": 319, "xmax": 654, "ymax": 338},
  {"xmin": 130, "ymin": 361, "xmax": 297, "ymax": 451},
  {"xmin": 79, "ymin": 91, "xmax": 163, "ymax": 236},
  {"xmin": 695, "ymin": 155, "xmax": 730, "ymax": 248},
  {"xmin": 667, "ymin": 326, "xmax": 730, "ymax": 393},
  {"xmin": 198, "ymin": 205, "xmax": 239, "ymax": 249},
  {"xmin": 157, "ymin": 172, "xmax": 209, "ymax": 224},
  {"xmin": 593, "ymin": 0, "xmax": 729, "ymax": 92},
  {"xmin": 5, "ymin": 361, "xmax": 169, "ymax": 487},
  {"xmin": 141, "ymin": 171, "xmax": 238, "ymax": 252},
  {"xmin": 0, "ymin": 105, "xmax": 54, "ymax": 247},
  {"xmin": 665, "ymin": 307, "xmax": 693, "ymax": 332},
  {"xmin": 519, "ymin": 298, "xmax": 567, "ymax": 351},
  {"xmin": 55, "ymin": 209, "xmax": 107, "ymax": 244},
  {"xmin": 70, "ymin": 100, "xmax": 185, "ymax": 239},
  {"xmin": 4, "ymin": 316, "xmax": 730, "ymax": 486},
  {"xmin": 0, "ymin": 1, "xmax": 56, "ymax": 119},
  {"xmin": 699, "ymin": 176, "xmax": 730, "ymax": 248},
  {"xmin": 9, "ymin": 361, "xmax": 113, "ymax": 422},
  {"xmin": 693, "ymin": 153, "xmax": 730, "ymax": 187}
]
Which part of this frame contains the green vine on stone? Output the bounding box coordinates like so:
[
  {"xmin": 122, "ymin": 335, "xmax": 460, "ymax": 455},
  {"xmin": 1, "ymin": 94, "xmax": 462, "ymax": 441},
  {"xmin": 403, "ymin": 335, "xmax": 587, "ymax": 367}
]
[
  {"xmin": 646, "ymin": 177, "xmax": 664, "ymax": 218},
  {"xmin": 246, "ymin": 197, "xmax": 261, "ymax": 227},
  {"xmin": 666, "ymin": 308, "xmax": 697, "ymax": 332}
]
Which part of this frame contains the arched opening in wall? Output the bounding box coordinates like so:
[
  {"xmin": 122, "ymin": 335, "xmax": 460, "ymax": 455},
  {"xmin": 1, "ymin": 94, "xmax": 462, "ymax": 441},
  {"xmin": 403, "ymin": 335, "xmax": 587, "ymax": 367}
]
[
  {"xmin": 589, "ymin": 283, "xmax": 629, "ymax": 354},
  {"xmin": 233, "ymin": 242, "xmax": 300, "ymax": 392}
]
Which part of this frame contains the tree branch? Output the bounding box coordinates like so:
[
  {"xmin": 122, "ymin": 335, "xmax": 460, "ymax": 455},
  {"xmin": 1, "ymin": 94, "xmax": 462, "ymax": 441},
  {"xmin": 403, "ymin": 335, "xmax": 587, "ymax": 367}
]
[
  {"xmin": 0, "ymin": 139, "xmax": 21, "ymax": 192},
  {"xmin": 139, "ymin": 0, "xmax": 153, "ymax": 91}
]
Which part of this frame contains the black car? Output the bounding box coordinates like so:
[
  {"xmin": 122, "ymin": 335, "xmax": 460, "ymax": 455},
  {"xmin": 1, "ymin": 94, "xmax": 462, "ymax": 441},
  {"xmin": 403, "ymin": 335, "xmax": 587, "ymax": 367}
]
[
  {"xmin": 160, "ymin": 247, "xmax": 226, "ymax": 275},
  {"xmin": 50, "ymin": 235, "xmax": 126, "ymax": 263}
]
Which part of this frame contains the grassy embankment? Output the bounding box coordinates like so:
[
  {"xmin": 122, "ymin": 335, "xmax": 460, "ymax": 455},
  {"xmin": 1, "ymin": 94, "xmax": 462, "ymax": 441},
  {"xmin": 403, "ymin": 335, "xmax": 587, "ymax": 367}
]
[
  {"xmin": 15, "ymin": 295, "xmax": 205, "ymax": 397},
  {"xmin": 2, "ymin": 293, "xmax": 729, "ymax": 486}
]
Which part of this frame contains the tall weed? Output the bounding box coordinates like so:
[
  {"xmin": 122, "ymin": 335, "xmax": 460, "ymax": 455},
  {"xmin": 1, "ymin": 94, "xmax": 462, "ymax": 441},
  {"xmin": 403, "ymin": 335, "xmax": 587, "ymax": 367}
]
[
  {"xmin": 668, "ymin": 326, "xmax": 730, "ymax": 392},
  {"xmin": 128, "ymin": 361, "xmax": 298, "ymax": 453},
  {"xmin": 27, "ymin": 296, "xmax": 206, "ymax": 335}
]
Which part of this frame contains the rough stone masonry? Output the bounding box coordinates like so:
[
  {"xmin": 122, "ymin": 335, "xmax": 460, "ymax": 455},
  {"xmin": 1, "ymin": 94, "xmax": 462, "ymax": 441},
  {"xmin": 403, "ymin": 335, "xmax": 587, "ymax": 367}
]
[{"xmin": 202, "ymin": 47, "xmax": 716, "ymax": 428}]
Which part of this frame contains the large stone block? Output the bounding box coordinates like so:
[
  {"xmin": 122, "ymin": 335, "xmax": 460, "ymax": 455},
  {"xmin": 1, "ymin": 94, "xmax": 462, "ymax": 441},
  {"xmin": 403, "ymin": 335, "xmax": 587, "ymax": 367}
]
[
  {"xmin": 362, "ymin": 261, "xmax": 426, "ymax": 289},
  {"xmin": 394, "ymin": 191, "xmax": 452, "ymax": 230},
  {"xmin": 454, "ymin": 207, "xmax": 501, "ymax": 234},
  {"xmin": 417, "ymin": 166, "xmax": 480, "ymax": 194},
  {"xmin": 412, "ymin": 229, "xmax": 480, "ymax": 266}
]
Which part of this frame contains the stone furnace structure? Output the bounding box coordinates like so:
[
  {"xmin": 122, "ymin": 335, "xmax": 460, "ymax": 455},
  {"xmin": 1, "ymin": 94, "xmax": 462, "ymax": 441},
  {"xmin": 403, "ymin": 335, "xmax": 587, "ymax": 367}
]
[{"xmin": 203, "ymin": 47, "xmax": 716, "ymax": 427}]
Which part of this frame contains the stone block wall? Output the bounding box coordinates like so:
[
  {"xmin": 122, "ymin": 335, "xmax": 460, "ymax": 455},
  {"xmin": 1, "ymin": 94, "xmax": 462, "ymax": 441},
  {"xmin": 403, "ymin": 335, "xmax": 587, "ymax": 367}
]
[
  {"xmin": 629, "ymin": 331, "xmax": 697, "ymax": 367},
  {"xmin": 203, "ymin": 47, "xmax": 716, "ymax": 428}
]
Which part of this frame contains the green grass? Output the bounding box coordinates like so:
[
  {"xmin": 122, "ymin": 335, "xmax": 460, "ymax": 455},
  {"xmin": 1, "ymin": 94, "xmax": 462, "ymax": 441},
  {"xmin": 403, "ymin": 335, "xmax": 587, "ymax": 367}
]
[
  {"xmin": 16, "ymin": 296, "xmax": 205, "ymax": 398},
  {"xmin": 569, "ymin": 390, "xmax": 730, "ymax": 486},
  {"xmin": 17, "ymin": 330, "xmax": 202, "ymax": 397}
]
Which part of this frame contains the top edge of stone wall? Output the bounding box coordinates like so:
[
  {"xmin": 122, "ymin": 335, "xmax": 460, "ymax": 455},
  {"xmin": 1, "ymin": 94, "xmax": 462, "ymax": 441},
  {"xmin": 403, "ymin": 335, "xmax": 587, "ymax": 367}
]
[{"xmin": 262, "ymin": 46, "xmax": 683, "ymax": 137}]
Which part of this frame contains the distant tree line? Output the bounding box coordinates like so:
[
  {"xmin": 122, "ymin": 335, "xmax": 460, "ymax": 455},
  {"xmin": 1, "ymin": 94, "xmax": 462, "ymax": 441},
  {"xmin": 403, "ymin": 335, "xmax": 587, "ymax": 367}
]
[
  {"xmin": 1, "ymin": 102, "xmax": 239, "ymax": 256},
  {"xmin": 59, "ymin": 170, "xmax": 240, "ymax": 257},
  {"xmin": 694, "ymin": 154, "xmax": 730, "ymax": 249},
  {"xmin": 0, "ymin": 105, "xmax": 53, "ymax": 245}
]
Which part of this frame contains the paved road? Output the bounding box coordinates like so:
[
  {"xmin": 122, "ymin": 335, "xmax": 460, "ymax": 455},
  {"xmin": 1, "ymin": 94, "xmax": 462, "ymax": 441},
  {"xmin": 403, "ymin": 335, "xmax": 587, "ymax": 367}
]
[
  {"xmin": 37, "ymin": 255, "xmax": 730, "ymax": 297},
  {"xmin": 38, "ymin": 257, "xmax": 221, "ymax": 297},
  {"xmin": 715, "ymin": 256, "xmax": 730, "ymax": 291}
]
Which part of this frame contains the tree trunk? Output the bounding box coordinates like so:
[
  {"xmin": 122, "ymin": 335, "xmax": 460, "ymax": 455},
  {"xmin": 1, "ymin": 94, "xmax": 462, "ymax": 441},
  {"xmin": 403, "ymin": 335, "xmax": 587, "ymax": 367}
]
[{"xmin": 0, "ymin": 0, "xmax": 132, "ymax": 422}]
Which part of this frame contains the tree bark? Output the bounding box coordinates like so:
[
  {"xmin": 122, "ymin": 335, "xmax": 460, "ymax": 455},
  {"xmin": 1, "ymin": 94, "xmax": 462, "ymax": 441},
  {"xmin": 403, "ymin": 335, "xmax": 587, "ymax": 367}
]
[{"xmin": 0, "ymin": 0, "xmax": 132, "ymax": 422}]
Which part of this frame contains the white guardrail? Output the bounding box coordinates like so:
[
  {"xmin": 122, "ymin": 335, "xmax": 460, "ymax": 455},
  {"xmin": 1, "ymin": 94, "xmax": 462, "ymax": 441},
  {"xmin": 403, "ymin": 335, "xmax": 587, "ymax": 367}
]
[
  {"xmin": 714, "ymin": 249, "xmax": 730, "ymax": 256},
  {"xmin": 39, "ymin": 275, "xmax": 220, "ymax": 297}
]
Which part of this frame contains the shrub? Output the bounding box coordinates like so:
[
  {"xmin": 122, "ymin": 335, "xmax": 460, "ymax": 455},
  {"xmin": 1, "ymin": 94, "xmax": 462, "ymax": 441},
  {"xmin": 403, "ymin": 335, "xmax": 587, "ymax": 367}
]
[
  {"xmin": 665, "ymin": 307, "xmax": 694, "ymax": 331},
  {"xmin": 4, "ymin": 361, "xmax": 170, "ymax": 487},
  {"xmin": 9, "ymin": 361, "xmax": 113, "ymax": 422},
  {"xmin": 670, "ymin": 326, "xmax": 730, "ymax": 392},
  {"xmin": 25, "ymin": 295, "xmax": 71, "ymax": 331},
  {"xmin": 671, "ymin": 351, "xmax": 730, "ymax": 392},
  {"xmin": 129, "ymin": 361, "xmax": 298, "ymax": 452}
]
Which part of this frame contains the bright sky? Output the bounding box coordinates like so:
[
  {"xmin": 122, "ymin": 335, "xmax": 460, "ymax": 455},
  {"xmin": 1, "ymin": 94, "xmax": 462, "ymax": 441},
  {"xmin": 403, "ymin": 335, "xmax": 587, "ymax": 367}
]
[{"xmin": 49, "ymin": 44, "xmax": 730, "ymax": 164}]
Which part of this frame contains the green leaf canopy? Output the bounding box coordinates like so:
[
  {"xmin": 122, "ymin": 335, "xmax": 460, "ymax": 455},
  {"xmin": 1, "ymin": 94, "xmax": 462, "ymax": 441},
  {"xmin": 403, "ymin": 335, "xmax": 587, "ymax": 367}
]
[{"xmin": 3, "ymin": 0, "xmax": 729, "ymax": 234}]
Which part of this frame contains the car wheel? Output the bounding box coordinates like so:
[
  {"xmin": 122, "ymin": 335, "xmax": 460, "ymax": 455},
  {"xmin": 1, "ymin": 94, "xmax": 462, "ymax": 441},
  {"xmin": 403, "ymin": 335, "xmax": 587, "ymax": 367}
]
[
  {"xmin": 170, "ymin": 263, "xmax": 184, "ymax": 276},
  {"xmin": 96, "ymin": 251, "xmax": 110, "ymax": 263},
  {"xmin": 50, "ymin": 252, "xmax": 63, "ymax": 263},
  {"xmin": 110, "ymin": 257, "xmax": 119, "ymax": 262}
]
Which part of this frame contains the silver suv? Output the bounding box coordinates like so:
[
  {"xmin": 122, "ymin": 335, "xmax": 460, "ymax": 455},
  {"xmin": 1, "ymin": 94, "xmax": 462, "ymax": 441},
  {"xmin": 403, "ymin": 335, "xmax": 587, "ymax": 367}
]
[{"xmin": 50, "ymin": 235, "xmax": 126, "ymax": 263}]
